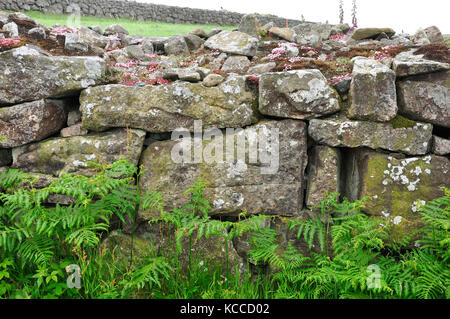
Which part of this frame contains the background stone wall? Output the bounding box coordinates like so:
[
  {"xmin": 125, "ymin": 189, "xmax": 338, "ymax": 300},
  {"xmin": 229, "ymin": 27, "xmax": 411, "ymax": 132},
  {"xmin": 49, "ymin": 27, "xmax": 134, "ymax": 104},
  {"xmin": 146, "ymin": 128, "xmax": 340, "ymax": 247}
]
[{"xmin": 0, "ymin": 0, "xmax": 304, "ymax": 26}]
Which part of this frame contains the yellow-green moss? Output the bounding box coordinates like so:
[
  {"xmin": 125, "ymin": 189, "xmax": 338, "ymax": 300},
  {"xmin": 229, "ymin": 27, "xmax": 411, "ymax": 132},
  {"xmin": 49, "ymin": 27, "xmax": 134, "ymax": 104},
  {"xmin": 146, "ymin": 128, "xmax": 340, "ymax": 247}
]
[{"xmin": 390, "ymin": 115, "xmax": 416, "ymax": 129}]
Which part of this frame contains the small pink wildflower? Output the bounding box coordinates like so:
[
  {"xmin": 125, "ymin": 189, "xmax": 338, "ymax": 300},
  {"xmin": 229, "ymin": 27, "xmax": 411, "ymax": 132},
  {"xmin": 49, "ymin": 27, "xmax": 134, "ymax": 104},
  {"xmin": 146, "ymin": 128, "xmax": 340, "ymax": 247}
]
[
  {"xmin": 0, "ymin": 37, "xmax": 21, "ymax": 48},
  {"xmin": 50, "ymin": 26, "xmax": 78, "ymax": 37}
]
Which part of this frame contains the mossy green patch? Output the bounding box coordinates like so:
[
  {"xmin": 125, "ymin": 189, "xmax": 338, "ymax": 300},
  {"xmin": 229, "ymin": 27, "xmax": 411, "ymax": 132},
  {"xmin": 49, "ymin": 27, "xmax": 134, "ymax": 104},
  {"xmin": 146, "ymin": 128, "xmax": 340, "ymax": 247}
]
[{"xmin": 390, "ymin": 115, "xmax": 416, "ymax": 129}]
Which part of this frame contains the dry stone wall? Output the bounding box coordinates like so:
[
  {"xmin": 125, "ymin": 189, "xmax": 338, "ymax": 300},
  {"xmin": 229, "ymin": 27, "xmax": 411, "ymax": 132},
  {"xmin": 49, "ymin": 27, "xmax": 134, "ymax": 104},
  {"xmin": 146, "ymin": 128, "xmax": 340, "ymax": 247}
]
[
  {"xmin": 0, "ymin": 0, "xmax": 304, "ymax": 27},
  {"xmin": 1, "ymin": 11, "xmax": 449, "ymax": 267}
]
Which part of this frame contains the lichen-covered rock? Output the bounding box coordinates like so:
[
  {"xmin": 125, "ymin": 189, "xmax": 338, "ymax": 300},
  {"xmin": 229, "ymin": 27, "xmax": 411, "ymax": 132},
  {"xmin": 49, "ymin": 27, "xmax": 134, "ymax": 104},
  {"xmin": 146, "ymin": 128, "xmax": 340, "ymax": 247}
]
[
  {"xmin": 0, "ymin": 45, "xmax": 106, "ymax": 105},
  {"xmin": 103, "ymin": 24, "xmax": 128, "ymax": 35},
  {"xmin": 345, "ymin": 149, "xmax": 450, "ymax": 241},
  {"xmin": 238, "ymin": 14, "xmax": 259, "ymax": 36},
  {"xmin": 259, "ymin": 70, "xmax": 340, "ymax": 120},
  {"xmin": 60, "ymin": 124, "xmax": 89, "ymax": 137},
  {"xmin": 64, "ymin": 33, "xmax": 89, "ymax": 52},
  {"xmin": 432, "ymin": 136, "xmax": 450, "ymax": 155},
  {"xmin": 308, "ymin": 117, "xmax": 432, "ymax": 155},
  {"xmin": 183, "ymin": 34, "xmax": 205, "ymax": 51},
  {"xmin": 306, "ymin": 146, "xmax": 341, "ymax": 208},
  {"xmin": 138, "ymin": 120, "xmax": 308, "ymax": 219},
  {"xmin": 248, "ymin": 62, "xmax": 276, "ymax": 75},
  {"xmin": 221, "ymin": 55, "xmax": 250, "ymax": 74},
  {"xmin": 164, "ymin": 35, "xmax": 190, "ymax": 56},
  {"xmin": 269, "ymin": 27, "xmax": 294, "ymax": 41},
  {"xmin": 11, "ymin": 128, "xmax": 145, "ymax": 177},
  {"xmin": 292, "ymin": 23, "xmax": 333, "ymax": 45},
  {"xmin": 393, "ymin": 49, "xmax": 450, "ymax": 77},
  {"xmin": 351, "ymin": 28, "xmax": 395, "ymax": 40},
  {"xmin": 204, "ymin": 31, "xmax": 259, "ymax": 57},
  {"xmin": 348, "ymin": 57, "xmax": 397, "ymax": 122},
  {"xmin": 80, "ymin": 75, "xmax": 258, "ymax": 132},
  {"xmin": 0, "ymin": 99, "xmax": 67, "ymax": 148},
  {"xmin": 397, "ymin": 76, "xmax": 449, "ymax": 128},
  {"xmin": 202, "ymin": 73, "xmax": 224, "ymax": 87}
]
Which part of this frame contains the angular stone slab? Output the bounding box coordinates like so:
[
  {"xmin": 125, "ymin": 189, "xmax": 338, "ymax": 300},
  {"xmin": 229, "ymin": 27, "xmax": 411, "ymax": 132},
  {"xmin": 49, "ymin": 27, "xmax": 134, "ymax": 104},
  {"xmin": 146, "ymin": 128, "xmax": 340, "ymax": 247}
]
[
  {"xmin": 139, "ymin": 120, "xmax": 308, "ymax": 220},
  {"xmin": 393, "ymin": 49, "xmax": 450, "ymax": 77},
  {"xmin": 397, "ymin": 77, "xmax": 449, "ymax": 128},
  {"xmin": 351, "ymin": 28, "xmax": 395, "ymax": 40},
  {"xmin": 204, "ymin": 31, "xmax": 259, "ymax": 56},
  {"xmin": 308, "ymin": 117, "xmax": 432, "ymax": 155},
  {"xmin": 432, "ymin": 136, "xmax": 450, "ymax": 155},
  {"xmin": 348, "ymin": 58, "xmax": 397, "ymax": 122},
  {"xmin": 306, "ymin": 146, "xmax": 341, "ymax": 208},
  {"xmin": 259, "ymin": 70, "xmax": 340, "ymax": 120},
  {"xmin": 12, "ymin": 128, "xmax": 146, "ymax": 177},
  {"xmin": 0, "ymin": 99, "xmax": 67, "ymax": 148},
  {"xmin": 0, "ymin": 45, "xmax": 106, "ymax": 105},
  {"xmin": 345, "ymin": 149, "xmax": 450, "ymax": 241},
  {"xmin": 80, "ymin": 75, "xmax": 258, "ymax": 133}
]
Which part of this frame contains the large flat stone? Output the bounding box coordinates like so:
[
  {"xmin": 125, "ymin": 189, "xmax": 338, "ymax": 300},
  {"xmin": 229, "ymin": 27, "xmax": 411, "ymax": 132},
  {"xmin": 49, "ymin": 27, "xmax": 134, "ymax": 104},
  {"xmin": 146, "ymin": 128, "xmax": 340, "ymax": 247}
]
[
  {"xmin": 259, "ymin": 70, "xmax": 340, "ymax": 120},
  {"xmin": 308, "ymin": 117, "xmax": 432, "ymax": 155},
  {"xmin": 80, "ymin": 75, "xmax": 258, "ymax": 132},
  {"xmin": 0, "ymin": 99, "xmax": 67, "ymax": 148},
  {"xmin": 0, "ymin": 45, "xmax": 106, "ymax": 105},
  {"xmin": 11, "ymin": 128, "xmax": 145, "ymax": 177},
  {"xmin": 351, "ymin": 28, "xmax": 395, "ymax": 40},
  {"xmin": 393, "ymin": 49, "xmax": 450, "ymax": 77},
  {"xmin": 204, "ymin": 31, "xmax": 259, "ymax": 56},
  {"xmin": 345, "ymin": 149, "xmax": 449, "ymax": 241},
  {"xmin": 139, "ymin": 120, "xmax": 308, "ymax": 219}
]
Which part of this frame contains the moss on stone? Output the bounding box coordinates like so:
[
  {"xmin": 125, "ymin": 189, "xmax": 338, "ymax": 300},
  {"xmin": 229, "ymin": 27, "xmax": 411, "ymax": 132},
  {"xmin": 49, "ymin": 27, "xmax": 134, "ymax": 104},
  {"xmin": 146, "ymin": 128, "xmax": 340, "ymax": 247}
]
[{"xmin": 390, "ymin": 115, "xmax": 416, "ymax": 129}]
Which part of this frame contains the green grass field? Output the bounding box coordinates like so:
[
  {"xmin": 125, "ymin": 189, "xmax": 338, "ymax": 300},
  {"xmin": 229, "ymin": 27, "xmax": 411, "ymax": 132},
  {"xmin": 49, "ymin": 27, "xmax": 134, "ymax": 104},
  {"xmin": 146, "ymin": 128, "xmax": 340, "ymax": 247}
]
[{"xmin": 7, "ymin": 10, "xmax": 236, "ymax": 37}]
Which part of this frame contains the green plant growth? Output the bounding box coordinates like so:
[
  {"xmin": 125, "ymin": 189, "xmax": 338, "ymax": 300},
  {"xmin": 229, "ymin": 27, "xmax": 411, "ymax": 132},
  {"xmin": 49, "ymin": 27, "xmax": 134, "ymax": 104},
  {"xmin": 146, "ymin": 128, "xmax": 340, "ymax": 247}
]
[{"xmin": 0, "ymin": 160, "xmax": 448, "ymax": 299}]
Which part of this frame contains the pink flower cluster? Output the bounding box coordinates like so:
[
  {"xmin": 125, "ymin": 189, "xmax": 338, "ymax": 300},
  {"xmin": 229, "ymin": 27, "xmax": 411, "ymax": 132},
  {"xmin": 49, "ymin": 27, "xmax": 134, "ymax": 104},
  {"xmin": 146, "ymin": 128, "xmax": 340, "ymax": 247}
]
[
  {"xmin": 146, "ymin": 53, "xmax": 157, "ymax": 59},
  {"xmin": 114, "ymin": 59, "xmax": 138, "ymax": 69},
  {"xmin": 373, "ymin": 45, "xmax": 396, "ymax": 60},
  {"xmin": 0, "ymin": 37, "xmax": 21, "ymax": 48},
  {"xmin": 268, "ymin": 42, "xmax": 299, "ymax": 60},
  {"xmin": 50, "ymin": 26, "xmax": 78, "ymax": 37},
  {"xmin": 330, "ymin": 73, "xmax": 352, "ymax": 84},
  {"xmin": 329, "ymin": 33, "xmax": 349, "ymax": 43},
  {"xmin": 288, "ymin": 56, "xmax": 303, "ymax": 63}
]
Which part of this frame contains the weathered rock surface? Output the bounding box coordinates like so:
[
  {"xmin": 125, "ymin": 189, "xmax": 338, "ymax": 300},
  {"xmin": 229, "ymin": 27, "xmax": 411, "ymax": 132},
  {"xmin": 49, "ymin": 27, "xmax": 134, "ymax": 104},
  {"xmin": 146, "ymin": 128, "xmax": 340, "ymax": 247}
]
[
  {"xmin": 204, "ymin": 31, "xmax": 259, "ymax": 57},
  {"xmin": 80, "ymin": 75, "xmax": 258, "ymax": 132},
  {"xmin": 259, "ymin": 70, "xmax": 340, "ymax": 119},
  {"xmin": 60, "ymin": 124, "xmax": 89, "ymax": 137},
  {"xmin": 238, "ymin": 14, "xmax": 259, "ymax": 36},
  {"xmin": 0, "ymin": 99, "xmax": 67, "ymax": 148},
  {"xmin": 306, "ymin": 146, "xmax": 341, "ymax": 208},
  {"xmin": 164, "ymin": 35, "xmax": 190, "ymax": 56},
  {"xmin": 292, "ymin": 23, "xmax": 332, "ymax": 45},
  {"xmin": 183, "ymin": 34, "xmax": 205, "ymax": 51},
  {"xmin": 393, "ymin": 49, "xmax": 450, "ymax": 77},
  {"xmin": 0, "ymin": 45, "xmax": 106, "ymax": 105},
  {"xmin": 103, "ymin": 24, "xmax": 128, "ymax": 35},
  {"xmin": 269, "ymin": 27, "xmax": 294, "ymax": 41},
  {"xmin": 348, "ymin": 57, "xmax": 397, "ymax": 122},
  {"xmin": 308, "ymin": 117, "xmax": 432, "ymax": 155},
  {"xmin": 202, "ymin": 74, "xmax": 224, "ymax": 87},
  {"xmin": 64, "ymin": 33, "xmax": 89, "ymax": 52},
  {"xmin": 248, "ymin": 62, "xmax": 276, "ymax": 75},
  {"xmin": 345, "ymin": 149, "xmax": 450, "ymax": 241},
  {"xmin": 432, "ymin": 136, "xmax": 450, "ymax": 155},
  {"xmin": 397, "ymin": 76, "xmax": 449, "ymax": 128},
  {"xmin": 351, "ymin": 28, "xmax": 395, "ymax": 40},
  {"xmin": 139, "ymin": 120, "xmax": 308, "ymax": 219},
  {"xmin": 11, "ymin": 128, "xmax": 145, "ymax": 177},
  {"xmin": 221, "ymin": 55, "xmax": 250, "ymax": 74}
]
